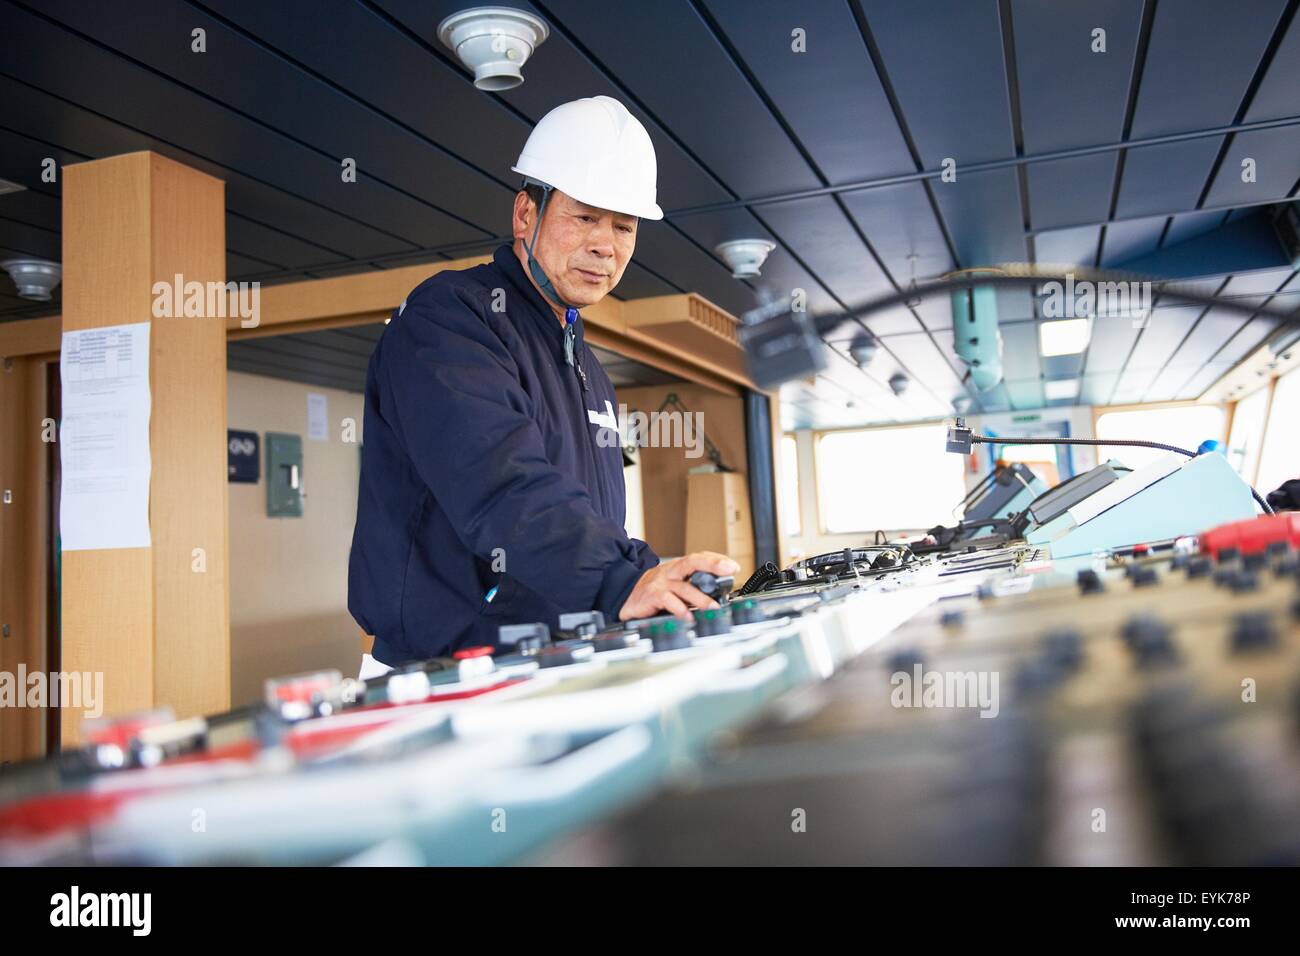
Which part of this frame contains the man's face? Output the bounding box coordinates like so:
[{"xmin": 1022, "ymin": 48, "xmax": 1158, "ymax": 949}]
[{"xmin": 512, "ymin": 189, "xmax": 637, "ymax": 309}]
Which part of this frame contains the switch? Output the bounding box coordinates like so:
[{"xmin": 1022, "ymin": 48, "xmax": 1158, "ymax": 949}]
[{"xmin": 266, "ymin": 432, "xmax": 304, "ymax": 517}]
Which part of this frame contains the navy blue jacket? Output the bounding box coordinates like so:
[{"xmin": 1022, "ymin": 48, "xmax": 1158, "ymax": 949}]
[{"xmin": 348, "ymin": 244, "xmax": 658, "ymax": 664}]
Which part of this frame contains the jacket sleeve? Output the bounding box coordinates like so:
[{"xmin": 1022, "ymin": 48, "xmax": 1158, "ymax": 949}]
[{"xmin": 380, "ymin": 281, "xmax": 650, "ymax": 620}]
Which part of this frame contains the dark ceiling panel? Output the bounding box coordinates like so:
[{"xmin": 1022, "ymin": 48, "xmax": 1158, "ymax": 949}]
[
  {"xmin": 930, "ymin": 168, "xmax": 1027, "ymax": 267},
  {"xmin": 1113, "ymin": 138, "xmax": 1224, "ymax": 220},
  {"xmin": 0, "ymin": 212, "xmax": 58, "ymax": 261},
  {"xmin": 0, "ymin": 73, "xmax": 416, "ymax": 262},
  {"xmin": 840, "ymin": 182, "xmax": 954, "ymax": 282},
  {"xmin": 1011, "ymin": 0, "xmax": 1143, "ymax": 153},
  {"xmin": 1099, "ymin": 215, "xmax": 1165, "ymax": 266},
  {"xmin": 1202, "ymin": 125, "xmax": 1300, "ymax": 208},
  {"xmin": 0, "ymin": 4, "xmax": 478, "ymax": 249},
  {"xmin": 203, "ymin": 0, "xmax": 531, "ymax": 190},
  {"xmin": 375, "ymin": 0, "xmax": 734, "ymax": 211},
  {"xmin": 36, "ymin": 0, "xmax": 515, "ymax": 234},
  {"xmin": 1128, "ymin": 0, "xmax": 1288, "ymax": 139},
  {"xmin": 630, "ymin": 219, "xmax": 754, "ymax": 316},
  {"xmin": 1026, "ymin": 153, "xmax": 1118, "ymax": 231},
  {"xmin": 1163, "ymin": 209, "xmax": 1230, "ymax": 246},
  {"xmin": 756, "ymin": 196, "xmax": 894, "ymax": 306},
  {"xmin": 1244, "ymin": 8, "xmax": 1300, "ymax": 122},
  {"xmin": 539, "ymin": 0, "xmax": 821, "ymax": 198},
  {"xmin": 1033, "ymin": 225, "xmax": 1100, "ymax": 266},
  {"xmin": 859, "ymin": 0, "xmax": 1015, "ymax": 166},
  {"xmin": 702, "ymin": 0, "xmax": 914, "ymax": 184}
]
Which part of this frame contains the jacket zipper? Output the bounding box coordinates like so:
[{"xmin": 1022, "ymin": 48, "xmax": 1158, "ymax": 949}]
[{"xmin": 563, "ymin": 308, "xmax": 607, "ymax": 516}]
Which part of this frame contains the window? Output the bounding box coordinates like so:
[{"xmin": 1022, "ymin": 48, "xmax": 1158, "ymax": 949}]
[
  {"xmin": 1256, "ymin": 368, "xmax": 1300, "ymax": 496},
  {"xmin": 815, "ymin": 424, "xmax": 966, "ymax": 533},
  {"xmin": 1226, "ymin": 386, "xmax": 1270, "ymax": 483},
  {"xmin": 778, "ymin": 434, "xmax": 801, "ymax": 537},
  {"xmin": 1094, "ymin": 405, "xmax": 1226, "ymax": 471},
  {"xmin": 995, "ymin": 444, "xmax": 1061, "ymax": 488}
]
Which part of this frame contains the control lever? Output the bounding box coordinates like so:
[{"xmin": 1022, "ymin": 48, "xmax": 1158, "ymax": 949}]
[
  {"xmin": 689, "ymin": 571, "xmax": 735, "ymax": 602},
  {"xmin": 497, "ymin": 622, "xmax": 550, "ymax": 655}
]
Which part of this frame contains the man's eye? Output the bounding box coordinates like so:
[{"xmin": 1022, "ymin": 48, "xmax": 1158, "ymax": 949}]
[{"xmin": 618, "ymin": 225, "xmax": 633, "ymax": 233}]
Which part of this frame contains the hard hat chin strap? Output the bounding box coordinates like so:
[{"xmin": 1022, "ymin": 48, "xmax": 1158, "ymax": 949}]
[{"xmin": 521, "ymin": 182, "xmax": 579, "ymax": 313}]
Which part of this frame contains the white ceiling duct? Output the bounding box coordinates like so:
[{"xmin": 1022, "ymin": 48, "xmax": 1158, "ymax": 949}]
[
  {"xmin": 1, "ymin": 258, "xmax": 61, "ymax": 302},
  {"xmin": 437, "ymin": 7, "xmax": 550, "ymax": 92}
]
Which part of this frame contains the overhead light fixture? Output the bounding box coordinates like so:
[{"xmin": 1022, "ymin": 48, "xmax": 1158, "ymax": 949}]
[
  {"xmin": 0, "ymin": 177, "xmax": 26, "ymax": 198},
  {"xmin": 715, "ymin": 239, "xmax": 776, "ymax": 279},
  {"xmin": 888, "ymin": 372, "xmax": 909, "ymax": 396},
  {"xmin": 1043, "ymin": 378, "xmax": 1080, "ymax": 401},
  {"xmin": 848, "ymin": 330, "xmax": 878, "ymax": 367},
  {"xmin": 437, "ymin": 7, "xmax": 549, "ymax": 92},
  {"xmin": 1, "ymin": 258, "xmax": 61, "ymax": 301},
  {"xmin": 1039, "ymin": 318, "xmax": 1091, "ymax": 356}
]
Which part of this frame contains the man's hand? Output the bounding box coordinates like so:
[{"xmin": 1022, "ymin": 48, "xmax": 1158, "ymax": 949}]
[{"xmin": 619, "ymin": 552, "xmax": 741, "ymax": 621}]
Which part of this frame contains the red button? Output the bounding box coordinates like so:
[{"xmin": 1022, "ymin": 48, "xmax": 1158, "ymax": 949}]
[{"xmin": 453, "ymin": 646, "xmax": 494, "ymax": 660}]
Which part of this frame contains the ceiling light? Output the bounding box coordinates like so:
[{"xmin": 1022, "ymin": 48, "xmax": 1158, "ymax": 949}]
[
  {"xmin": 0, "ymin": 178, "xmax": 26, "ymax": 198},
  {"xmin": 888, "ymin": 373, "xmax": 909, "ymax": 396},
  {"xmin": 1, "ymin": 258, "xmax": 61, "ymax": 301},
  {"xmin": 848, "ymin": 330, "xmax": 878, "ymax": 367},
  {"xmin": 1039, "ymin": 318, "xmax": 1091, "ymax": 356},
  {"xmin": 437, "ymin": 7, "xmax": 550, "ymax": 92},
  {"xmin": 714, "ymin": 239, "xmax": 775, "ymax": 279},
  {"xmin": 1043, "ymin": 378, "xmax": 1080, "ymax": 401}
]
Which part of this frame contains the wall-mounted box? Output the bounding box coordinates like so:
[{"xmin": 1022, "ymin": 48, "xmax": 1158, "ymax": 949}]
[
  {"xmin": 227, "ymin": 429, "xmax": 259, "ymax": 483},
  {"xmin": 266, "ymin": 432, "xmax": 303, "ymax": 518}
]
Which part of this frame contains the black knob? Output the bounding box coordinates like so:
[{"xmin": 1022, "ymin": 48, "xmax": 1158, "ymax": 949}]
[
  {"xmin": 689, "ymin": 571, "xmax": 734, "ymax": 601},
  {"xmin": 497, "ymin": 622, "xmax": 550, "ymax": 654},
  {"xmin": 1242, "ymin": 552, "xmax": 1268, "ymax": 573},
  {"xmin": 537, "ymin": 643, "xmax": 593, "ymax": 668},
  {"xmin": 1077, "ymin": 569, "xmax": 1105, "ymax": 594},
  {"xmin": 692, "ymin": 606, "xmax": 732, "ymax": 637},
  {"xmin": 1041, "ymin": 629, "xmax": 1084, "ymax": 672},
  {"xmin": 1122, "ymin": 615, "xmax": 1179, "ymax": 669},
  {"xmin": 649, "ymin": 619, "xmax": 691, "ymax": 652},
  {"xmin": 1229, "ymin": 611, "xmax": 1276, "ymax": 653},
  {"xmin": 887, "ymin": 647, "xmax": 924, "ymax": 674},
  {"xmin": 557, "ymin": 610, "xmax": 606, "ymax": 639},
  {"xmin": 731, "ymin": 598, "xmax": 764, "ymax": 625},
  {"xmin": 1131, "ymin": 566, "xmax": 1159, "ymax": 587},
  {"xmin": 1229, "ymin": 572, "xmax": 1260, "ymax": 594}
]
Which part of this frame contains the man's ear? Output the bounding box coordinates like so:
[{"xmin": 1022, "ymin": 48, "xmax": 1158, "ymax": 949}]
[{"xmin": 511, "ymin": 190, "xmax": 536, "ymax": 242}]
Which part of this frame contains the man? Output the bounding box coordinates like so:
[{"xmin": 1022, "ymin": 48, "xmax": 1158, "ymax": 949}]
[{"xmin": 349, "ymin": 95, "xmax": 738, "ymax": 673}]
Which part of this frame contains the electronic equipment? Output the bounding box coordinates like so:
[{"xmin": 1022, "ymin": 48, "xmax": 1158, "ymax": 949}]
[{"xmin": 2, "ymin": 515, "xmax": 1296, "ymax": 867}]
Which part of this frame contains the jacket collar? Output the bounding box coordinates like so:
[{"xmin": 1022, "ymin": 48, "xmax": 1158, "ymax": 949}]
[{"xmin": 492, "ymin": 243, "xmax": 581, "ymax": 345}]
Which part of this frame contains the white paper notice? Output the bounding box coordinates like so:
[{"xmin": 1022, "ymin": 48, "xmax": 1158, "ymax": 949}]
[
  {"xmin": 60, "ymin": 322, "xmax": 153, "ymax": 551},
  {"xmin": 307, "ymin": 391, "xmax": 328, "ymax": 441}
]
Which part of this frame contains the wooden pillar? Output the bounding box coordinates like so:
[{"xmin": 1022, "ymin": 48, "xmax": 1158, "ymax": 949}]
[
  {"xmin": 60, "ymin": 151, "xmax": 229, "ymax": 745},
  {"xmin": 0, "ymin": 356, "xmax": 50, "ymax": 761}
]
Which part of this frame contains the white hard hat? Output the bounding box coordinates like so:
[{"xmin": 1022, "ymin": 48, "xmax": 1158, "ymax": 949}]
[{"xmin": 512, "ymin": 96, "xmax": 663, "ymax": 221}]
